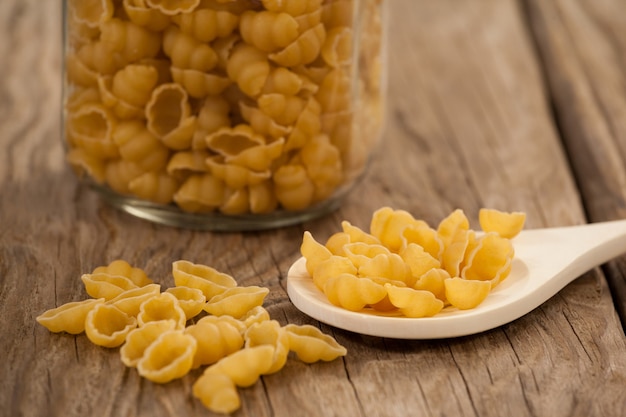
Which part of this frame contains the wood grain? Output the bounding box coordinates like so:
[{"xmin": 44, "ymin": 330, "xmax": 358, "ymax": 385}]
[{"xmin": 2, "ymin": 0, "xmax": 626, "ymax": 416}]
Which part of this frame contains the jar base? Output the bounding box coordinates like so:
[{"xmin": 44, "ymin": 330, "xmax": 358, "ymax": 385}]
[{"xmin": 87, "ymin": 182, "xmax": 346, "ymax": 231}]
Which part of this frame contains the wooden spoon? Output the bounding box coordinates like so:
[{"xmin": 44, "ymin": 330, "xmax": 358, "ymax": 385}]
[{"xmin": 286, "ymin": 220, "xmax": 626, "ymax": 339}]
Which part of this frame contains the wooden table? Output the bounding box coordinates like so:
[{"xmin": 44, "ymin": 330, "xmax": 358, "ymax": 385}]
[{"xmin": 2, "ymin": 1, "xmax": 626, "ymax": 416}]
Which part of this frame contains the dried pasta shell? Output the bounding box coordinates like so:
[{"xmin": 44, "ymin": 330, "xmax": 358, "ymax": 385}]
[
  {"xmin": 370, "ymin": 207, "xmax": 422, "ymax": 253},
  {"xmin": 104, "ymin": 159, "xmax": 145, "ymax": 195},
  {"xmin": 258, "ymin": 93, "xmax": 306, "ymax": 126},
  {"xmin": 240, "ymin": 10, "xmax": 299, "ymax": 53},
  {"xmin": 324, "ymin": 274, "xmax": 387, "ymax": 312},
  {"xmin": 285, "ymin": 97, "xmax": 322, "ymax": 151},
  {"xmin": 321, "ymin": 26, "xmax": 353, "ymax": 67},
  {"xmin": 163, "ymin": 27, "xmax": 218, "ymax": 72},
  {"xmin": 225, "ymin": 138, "xmax": 285, "ymax": 172},
  {"xmin": 300, "ymin": 230, "xmax": 332, "ymax": 276},
  {"xmin": 137, "ymin": 330, "xmax": 198, "ymax": 383},
  {"xmin": 269, "ymin": 23, "xmax": 326, "ymax": 68},
  {"xmin": 123, "ymin": 0, "xmax": 171, "ymax": 31},
  {"xmin": 193, "ymin": 97, "xmax": 231, "ymax": 149},
  {"xmin": 324, "ymin": 231, "xmax": 350, "ymax": 256},
  {"xmin": 184, "ymin": 318, "xmax": 244, "ymax": 368},
  {"xmin": 413, "ymin": 268, "xmax": 449, "ymax": 302},
  {"xmin": 220, "ymin": 188, "xmax": 249, "ymax": 215},
  {"xmin": 206, "ymin": 156, "xmax": 272, "ymax": 189},
  {"xmin": 244, "ymin": 320, "xmax": 289, "ymax": 374},
  {"xmin": 137, "ymin": 292, "xmax": 187, "ymax": 329},
  {"xmin": 444, "ymin": 278, "xmax": 492, "ymax": 310},
  {"xmin": 66, "ymin": 103, "xmax": 118, "ymax": 159},
  {"xmin": 172, "ymin": 260, "xmax": 238, "ymax": 299},
  {"xmin": 192, "ymin": 372, "xmax": 240, "ymax": 415},
  {"xmin": 112, "ymin": 64, "xmax": 160, "ymax": 109},
  {"xmin": 36, "ymin": 298, "xmax": 105, "ymax": 334},
  {"xmin": 316, "ymin": 68, "xmax": 351, "ymax": 113},
  {"xmin": 167, "ymin": 150, "xmax": 211, "ymax": 180},
  {"xmin": 478, "ymin": 208, "xmax": 526, "ymax": 239},
  {"xmin": 65, "ymin": 52, "xmax": 99, "ymax": 87},
  {"xmin": 107, "ymin": 283, "xmax": 161, "ymax": 317},
  {"xmin": 249, "ymin": 180, "xmax": 279, "ymax": 214},
  {"xmin": 129, "ymin": 171, "xmax": 180, "ymax": 204},
  {"xmin": 400, "ymin": 243, "xmax": 441, "ymax": 284},
  {"xmin": 402, "ymin": 224, "xmax": 444, "ymax": 261},
  {"xmin": 146, "ymin": 83, "xmax": 197, "ymax": 150},
  {"xmin": 284, "ymin": 323, "xmax": 347, "ymax": 363},
  {"xmin": 239, "ymin": 101, "xmax": 292, "ymax": 140},
  {"xmin": 342, "ymin": 242, "xmax": 389, "ymax": 269},
  {"xmin": 171, "ymin": 8, "xmax": 239, "ymax": 43},
  {"xmin": 226, "ymin": 43, "xmax": 271, "ymax": 97},
  {"xmin": 311, "ymin": 255, "xmax": 357, "ymax": 291},
  {"xmin": 204, "ymin": 286, "xmax": 270, "ymax": 319},
  {"xmin": 437, "ymin": 209, "xmax": 470, "ymax": 248},
  {"xmin": 238, "ymin": 305, "xmax": 270, "ymax": 329},
  {"xmin": 81, "ymin": 272, "xmax": 140, "ymax": 301},
  {"xmin": 262, "ymin": 67, "xmax": 304, "ymax": 96},
  {"xmin": 146, "ymin": 0, "xmax": 200, "ymax": 15},
  {"xmin": 165, "ymin": 286, "xmax": 206, "ymax": 320},
  {"xmin": 203, "ymin": 345, "xmax": 275, "ymax": 387},
  {"xmin": 100, "ymin": 19, "xmax": 162, "ymax": 62},
  {"xmin": 85, "ymin": 303, "xmax": 137, "ymax": 347},
  {"xmin": 92, "ymin": 259, "xmax": 153, "ymax": 287},
  {"xmin": 441, "ymin": 229, "xmax": 473, "ymax": 278},
  {"xmin": 341, "ymin": 220, "xmax": 381, "ymax": 245},
  {"xmin": 205, "ymin": 124, "xmax": 265, "ymax": 158},
  {"xmin": 383, "ymin": 284, "xmax": 444, "ymax": 318},
  {"xmin": 461, "ymin": 233, "xmax": 514, "ymax": 286},
  {"xmin": 198, "ymin": 314, "xmax": 248, "ymax": 336},
  {"xmin": 173, "ymin": 174, "xmax": 226, "ymax": 213},
  {"xmin": 75, "ymin": 40, "xmax": 127, "ymax": 76},
  {"xmin": 294, "ymin": 7, "xmax": 323, "ymax": 32},
  {"xmin": 98, "ymin": 75, "xmax": 145, "ymax": 120},
  {"xmin": 112, "ymin": 120, "xmax": 170, "ymax": 172},
  {"xmin": 171, "ymin": 67, "xmax": 231, "ymax": 99},
  {"xmin": 299, "ymin": 133, "xmax": 342, "ymax": 201},
  {"xmin": 273, "ymin": 164, "xmax": 315, "ymax": 211},
  {"xmin": 68, "ymin": 0, "xmax": 114, "ymax": 28},
  {"xmin": 120, "ymin": 320, "xmax": 177, "ymax": 367}
]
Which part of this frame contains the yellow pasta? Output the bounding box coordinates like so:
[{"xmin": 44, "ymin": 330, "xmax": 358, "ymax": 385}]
[
  {"xmin": 226, "ymin": 43, "xmax": 271, "ymax": 97},
  {"xmin": 321, "ymin": 26, "xmax": 353, "ymax": 67},
  {"xmin": 163, "ymin": 26, "xmax": 218, "ymax": 72},
  {"xmin": 128, "ymin": 171, "xmax": 180, "ymax": 204},
  {"xmin": 249, "ymin": 180, "xmax": 279, "ymax": 214},
  {"xmin": 192, "ymin": 96, "xmax": 231, "ymax": 149},
  {"xmin": 239, "ymin": 100, "xmax": 292, "ymax": 140},
  {"xmin": 173, "ymin": 173, "xmax": 226, "ymax": 213},
  {"xmin": 284, "ymin": 324, "xmax": 347, "ymax": 363},
  {"xmin": 120, "ymin": 320, "xmax": 177, "ymax": 367},
  {"xmin": 112, "ymin": 120, "xmax": 171, "ymax": 173},
  {"xmin": 172, "ymin": 8, "xmax": 239, "ymax": 43},
  {"xmin": 192, "ymin": 372, "xmax": 240, "ymax": 414},
  {"xmin": 66, "ymin": 103, "xmax": 118, "ymax": 159},
  {"xmin": 107, "ymin": 284, "xmax": 162, "ymax": 317},
  {"xmin": 401, "ymin": 223, "xmax": 444, "ymax": 261},
  {"xmin": 164, "ymin": 286, "xmax": 206, "ymax": 320},
  {"xmin": 299, "ymin": 133, "xmax": 343, "ymax": 201},
  {"xmin": 437, "ymin": 208, "xmax": 470, "ymax": 248},
  {"xmin": 146, "ymin": 83, "xmax": 198, "ymax": 150},
  {"xmin": 273, "ymin": 164, "xmax": 315, "ymax": 211},
  {"xmin": 137, "ymin": 292, "xmax": 187, "ymax": 329},
  {"xmin": 36, "ymin": 298, "xmax": 105, "ymax": 334},
  {"xmin": 262, "ymin": 0, "xmax": 323, "ymax": 17},
  {"xmin": 172, "ymin": 260, "xmax": 238, "ymax": 299},
  {"xmin": 145, "ymin": 0, "xmax": 201, "ymax": 15},
  {"xmin": 240, "ymin": 10, "xmax": 300, "ymax": 53},
  {"xmin": 383, "ymin": 284, "xmax": 444, "ymax": 318},
  {"xmin": 324, "ymin": 273, "xmax": 387, "ymax": 311},
  {"xmin": 285, "ymin": 97, "xmax": 322, "ymax": 151},
  {"xmin": 478, "ymin": 208, "xmax": 527, "ymax": 239},
  {"xmin": 412, "ymin": 268, "xmax": 449, "ymax": 302},
  {"xmin": 225, "ymin": 138, "xmax": 285, "ymax": 172},
  {"xmin": 358, "ymin": 253, "xmax": 412, "ymax": 285},
  {"xmin": 100, "ymin": 18, "xmax": 162, "ymax": 63},
  {"xmin": 104, "ymin": 159, "xmax": 145, "ymax": 195},
  {"xmin": 444, "ymin": 277, "xmax": 492, "ymax": 310},
  {"xmin": 300, "ymin": 230, "xmax": 333, "ymax": 276},
  {"xmin": 269, "ymin": 23, "xmax": 326, "ymax": 67},
  {"xmin": 170, "ymin": 67, "xmax": 231, "ymax": 99},
  {"xmin": 98, "ymin": 75, "xmax": 145, "ymax": 120},
  {"xmin": 201, "ymin": 345, "xmax": 275, "ymax": 387},
  {"xmin": 166, "ymin": 150, "xmax": 211, "ymax": 180},
  {"xmin": 184, "ymin": 318, "xmax": 244, "ymax": 368},
  {"xmin": 311, "ymin": 255, "xmax": 357, "ymax": 291},
  {"xmin": 461, "ymin": 233, "xmax": 514, "ymax": 286},
  {"xmin": 81, "ymin": 272, "xmax": 140, "ymax": 301},
  {"xmin": 85, "ymin": 303, "xmax": 138, "ymax": 348},
  {"xmin": 370, "ymin": 207, "xmax": 422, "ymax": 253},
  {"xmin": 67, "ymin": 0, "xmax": 114, "ymax": 28},
  {"xmin": 66, "ymin": 148, "xmax": 107, "ymax": 183},
  {"xmin": 400, "ymin": 243, "xmax": 441, "ymax": 285},
  {"xmin": 205, "ymin": 156, "xmax": 272, "ymax": 189},
  {"xmin": 123, "ymin": 0, "xmax": 171, "ymax": 32},
  {"xmin": 203, "ymin": 286, "xmax": 270, "ymax": 319},
  {"xmin": 238, "ymin": 305, "xmax": 271, "ymax": 329},
  {"xmin": 244, "ymin": 320, "xmax": 289, "ymax": 374},
  {"xmin": 137, "ymin": 330, "xmax": 198, "ymax": 383},
  {"xmin": 93, "ymin": 260, "xmax": 153, "ymax": 287}
]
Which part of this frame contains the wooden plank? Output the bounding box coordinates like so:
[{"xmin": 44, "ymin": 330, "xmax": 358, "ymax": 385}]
[
  {"xmin": 1, "ymin": 1, "xmax": 626, "ymax": 417},
  {"xmin": 524, "ymin": 0, "xmax": 626, "ymax": 326}
]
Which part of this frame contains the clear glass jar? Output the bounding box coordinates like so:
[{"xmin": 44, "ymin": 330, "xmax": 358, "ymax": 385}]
[{"xmin": 62, "ymin": 0, "xmax": 387, "ymax": 231}]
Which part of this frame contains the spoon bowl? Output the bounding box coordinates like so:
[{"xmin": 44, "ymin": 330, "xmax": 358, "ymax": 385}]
[{"xmin": 286, "ymin": 220, "xmax": 626, "ymax": 339}]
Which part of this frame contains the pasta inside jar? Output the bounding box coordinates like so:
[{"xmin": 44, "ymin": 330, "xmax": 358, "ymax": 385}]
[{"xmin": 63, "ymin": 0, "xmax": 387, "ymax": 230}]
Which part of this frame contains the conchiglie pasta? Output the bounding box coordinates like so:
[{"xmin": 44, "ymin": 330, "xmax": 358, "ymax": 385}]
[
  {"xmin": 85, "ymin": 303, "xmax": 137, "ymax": 347},
  {"xmin": 137, "ymin": 330, "xmax": 198, "ymax": 383},
  {"xmin": 284, "ymin": 324, "xmax": 347, "ymax": 363},
  {"xmin": 203, "ymin": 286, "xmax": 270, "ymax": 319},
  {"xmin": 36, "ymin": 298, "xmax": 105, "ymax": 334}
]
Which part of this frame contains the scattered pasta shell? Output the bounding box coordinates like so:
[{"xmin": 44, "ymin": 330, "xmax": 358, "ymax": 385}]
[
  {"xmin": 120, "ymin": 320, "xmax": 177, "ymax": 367},
  {"xmin": 172, "ymin": 260, "xmax": 237, "ymax": 299},
  {"xmin": 204, "ymin": 286, "xmax": 270, "ymax": 319},
  {"xmin": 324, "ymin": 274, "xmax": 387, "ymax": 312},
  {"xmin": 192, "ymin": 372, "xmax": 240, "ymax": 415},
  {"xmin": 444, "ymin": 278, "xmax": 492, "ymax": 310},
  {"xmin": 461, "ymin": 233, "xmax": 514, "ymax": 286},
  {"xmin": 92, "ymin": 259, "xmax": 153, "ymax": 287},
  {"xmin": 384, "ymin": 284, "xmax": 444, "ymax": 318},
  {"xmin": 36, "ymin": 298, "xmax": 105, "ymax": 334},
  {"xmin": 85, "ymin": 303, "xmax": 137, "ymax": 348},
  {"xmin": 244, "ymin": 320, "xmax": 289, "ymax": 374},
  {"xmin": 479, "ymin": 208, "xmax": 527, "ymax": 239},
  {"xmin": 107, "ymin": 283, "xmax": 161, "ymax": 317},
  {"xmin": 137, "ymin": 330, "xmax": 198, "ymax": 383},
  {"xmin": 184, "ymin": 318, "xmax": 244, "ymax": 368},
  {"xmin": 284, "ymin": 324, "xmax": 347, "ymax": 363},
  {"xmin": 238, "ymin": 306, "xmax": 271, "ymax": 329},
  {"xmin": 137, "ymin": 292, "xmax": 187, "ymax": 329},
  {"xmin": 204, "ymin": 345, "xmax": 275, "ymax": 387},
  {"xmin": 81, "ymin": 272, "xmax": 139, "ymax": 301},
  {"xmin": 165, "ymin": 286, "xmax": 206, "ymax": 320}
]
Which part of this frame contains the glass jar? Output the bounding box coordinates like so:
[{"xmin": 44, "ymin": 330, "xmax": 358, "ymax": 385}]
[{"xmin": 62, "ymin": 0, "xmax": 387, "ymax": 231}]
